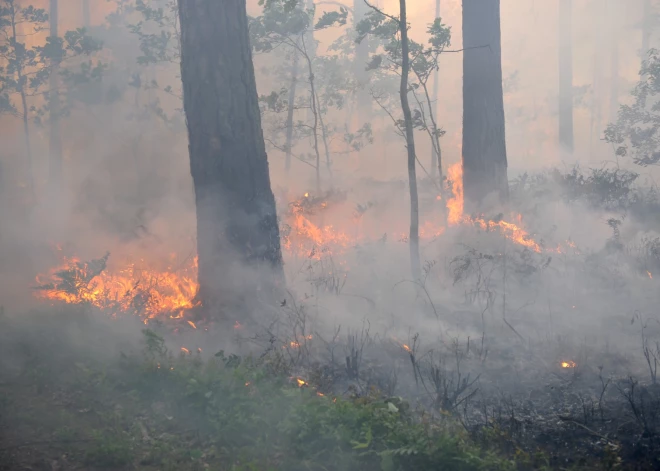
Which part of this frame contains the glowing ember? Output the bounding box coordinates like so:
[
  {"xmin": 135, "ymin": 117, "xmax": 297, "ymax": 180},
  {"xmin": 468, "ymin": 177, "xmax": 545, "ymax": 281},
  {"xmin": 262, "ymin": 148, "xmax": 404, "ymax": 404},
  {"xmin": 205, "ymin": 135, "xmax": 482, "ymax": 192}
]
[
  {"xmin": 296, "ymin": 378, "xmax": 307, "ymax": 387},
  {"xmin": 402, "ymin": 344, "xmax": 412, "ymax": 353},
  {"xmin": 33, "ymin": 251, "xmax": 199, "ymax": 322},
  {"xmin": 561, "ymin": 361, "xmax": 577, "ymax": 368},
  {"xmin": 181, "ymin": 347, "xmax": 190, "ymax": 354},
  {"xmin": 648, "ymin": 271, "xmax": 653, "ymax": 280}
]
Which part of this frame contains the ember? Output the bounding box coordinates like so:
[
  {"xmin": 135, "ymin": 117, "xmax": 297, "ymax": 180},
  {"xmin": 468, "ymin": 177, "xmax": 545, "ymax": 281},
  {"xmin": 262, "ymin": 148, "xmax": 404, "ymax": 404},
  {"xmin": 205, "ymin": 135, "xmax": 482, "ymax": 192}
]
[{"xmin": 561, "ymin": 361, "xmax": 577, "ymax": 368}]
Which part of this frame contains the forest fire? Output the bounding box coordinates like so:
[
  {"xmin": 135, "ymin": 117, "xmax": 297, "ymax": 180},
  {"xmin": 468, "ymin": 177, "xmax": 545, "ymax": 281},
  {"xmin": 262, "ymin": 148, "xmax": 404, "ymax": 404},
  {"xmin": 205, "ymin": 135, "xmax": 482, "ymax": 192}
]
[
  {"xmin": 561, "ymin": 361, "xmax": 577, "ymax": 369},
  {"xmin": 33, "ymin": 176, "xmax": 549, "ymax": 317},
  {"xmin": 445, "ymin": 162, "xmax": 542, "ymax": 252},
  {"xmin": 33, "ymin": 252, "xmax": 200, "ymax": 323}
]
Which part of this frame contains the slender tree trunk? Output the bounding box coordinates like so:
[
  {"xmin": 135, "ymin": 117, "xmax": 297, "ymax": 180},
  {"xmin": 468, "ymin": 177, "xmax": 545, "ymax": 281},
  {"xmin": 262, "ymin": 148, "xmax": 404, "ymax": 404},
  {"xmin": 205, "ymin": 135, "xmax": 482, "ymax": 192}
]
[
  {"xmin": 285, "ymin": 49, "xmax": 299, "ymax": 173},
  {"xmin": 10, "ymin": 4, "xmax": 34, "ymax": 197},
  {"xmin": 558, "ymin": 0, "xmax": 574, "ymax": 158},
  {"xmin": 462, "ymin": 0, "xmax": 508, "ymax": 209},
  {"xmin": 398, "ymin": 0, "xmax": 421, "ymax": 281},
  {"xmin": 609, "ymin": 0, "xmax": 619, "ymax": 121},
  {"xmin": 82, "ymin": 0, "xmax": 90, "ymax": 28},
  {"xmin": 305, "ymin": 0, "xmax": 317, "ymax": 124},
  {"xmin": 431, "ymin": 0, "xmax": 441, "ymax": 180},
  {"xmin": 177, "ymin": 0, "xmax": 284, "ymax": 316},
  {"xmin": 48, "ymin": 0, "xmax": 63, "ymax": 195},
  {"xmin": 300, "ymin": 38, "xmax": 322, "ymax": 192}
]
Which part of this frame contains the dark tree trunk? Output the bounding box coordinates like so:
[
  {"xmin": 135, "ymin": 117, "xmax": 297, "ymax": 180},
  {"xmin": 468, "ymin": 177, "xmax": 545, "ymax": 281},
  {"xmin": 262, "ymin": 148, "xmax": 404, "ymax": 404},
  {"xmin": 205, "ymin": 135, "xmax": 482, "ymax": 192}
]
[
  {"xmin": 178, "ymin": 0, "xmax": 285, "ymax": 316},
  {"xmin": 398, "ymin": 0, "xmax": 421, "ymax": 281},
  {"xmin": 431, "ymin": 0, "xmax": 441, "ymax": 180},
  {"xmin": 82, "ymin": 0, "xmax": 90, "ymax": 28},
  {"xmin": 462, "ymin": 0, "xmax": 508, "ymax": 209},
  {"xmin": 558, "ymin": 0, "xmax": 574, "ymax": 157},
  {"xmin": 48, "ymin": 0, "xmax": 63, "ymax": 196}
]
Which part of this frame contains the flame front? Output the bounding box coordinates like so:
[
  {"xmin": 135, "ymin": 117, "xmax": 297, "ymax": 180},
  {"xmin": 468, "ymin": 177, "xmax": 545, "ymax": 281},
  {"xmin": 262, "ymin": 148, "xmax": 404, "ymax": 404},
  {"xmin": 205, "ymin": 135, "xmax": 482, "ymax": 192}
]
[{"xmin": 34, "ymin": 252, "xmax": 199, "ymax": 323}]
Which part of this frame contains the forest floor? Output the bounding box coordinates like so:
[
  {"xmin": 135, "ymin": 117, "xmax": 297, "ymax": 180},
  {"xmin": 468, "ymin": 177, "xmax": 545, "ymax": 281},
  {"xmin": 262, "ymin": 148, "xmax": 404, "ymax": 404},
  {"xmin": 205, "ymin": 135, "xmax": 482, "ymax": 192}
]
[{"xmin": 1, "ymin": 306, "xmax": 659, "ymax": 471}]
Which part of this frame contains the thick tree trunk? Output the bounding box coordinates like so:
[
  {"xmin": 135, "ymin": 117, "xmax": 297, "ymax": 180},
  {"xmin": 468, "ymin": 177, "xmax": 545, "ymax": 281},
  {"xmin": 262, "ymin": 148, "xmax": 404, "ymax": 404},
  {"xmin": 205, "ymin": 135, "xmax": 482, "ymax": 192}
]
[
  {"xmin": 431, "ymin": 0, "xmax": 441, "ymax": 180},
  {"xmin": 558, "ymin": 0, "xmax": 574, "ymax": 157},
  {"xmin": 462, "ymin": 0, "xmax": 508, "ymax": 209},
  {"xmin": 398, "ymin": 0, "xmax": 421, "ymax": 281},
  {"xmin": 48, "ymin": 0, "xmax": 63, "ymax": 196},
  {"xmin": 285, "ymin": 49, "xmax": 299, "ymax": 173},
  {"xmin": 178, "ymin": 0, "xmax": 285, "ymax": 316}
]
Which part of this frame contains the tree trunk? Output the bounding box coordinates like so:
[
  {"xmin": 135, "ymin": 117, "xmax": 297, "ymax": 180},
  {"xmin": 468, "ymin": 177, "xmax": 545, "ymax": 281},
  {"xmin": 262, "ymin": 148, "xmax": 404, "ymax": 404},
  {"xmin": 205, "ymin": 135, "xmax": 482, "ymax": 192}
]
[
  {"xmin": 82, "ymin": 0, "xmax": 90, "ymax": 28},
  {"xmin": 462, "ymin": 0, "xmax": 508, "ymax": 209},
  {"xmin": 285, "ymin": 48, "xmax": 299, "ymax": 173},
  {"xmin": 431, "ymin": 0, "xmax": 441, "ymax": 180},
  {"xmin": 10, "ymin": 2, "xmax": 34, "ymax": 197},
  {"xmin": 48, "ymin": 0, "xmax": 63, "ymax": 196},
  {"xmin": 177, "ymin": 0, "xmax": 285, "ymax": 317},
  {"xmin": 398, "ymin": 0, "xmax": 421, "ymax": 281},
  {"xmin": 558, "ymin": 0, "xmax": 574, "ymax": 157}
]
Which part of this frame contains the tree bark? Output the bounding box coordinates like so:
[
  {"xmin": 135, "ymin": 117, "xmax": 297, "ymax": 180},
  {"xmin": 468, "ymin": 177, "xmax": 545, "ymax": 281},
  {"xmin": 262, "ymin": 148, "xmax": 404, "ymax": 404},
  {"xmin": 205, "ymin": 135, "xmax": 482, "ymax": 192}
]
[
  {"xmin": 431, "ymin": 0, "xmax": 441, "ymax": 181},
  {"xmin": 48, "ymin": 0, "xmax": 63, "ymax": 196},
  {"xmin": 177, "ymin": 0, "xmax": 285, "ymax": 316},
  {"xmin": 462, "ymin": 0, "xmax": 508, "ymax": 209},
  {"xmin": 398, "ymin": 0, "xmax": 421, "ymax": 281},
  {"xmin": 558, "ymin": 0, "xmax": 574, "ymax": 157}
]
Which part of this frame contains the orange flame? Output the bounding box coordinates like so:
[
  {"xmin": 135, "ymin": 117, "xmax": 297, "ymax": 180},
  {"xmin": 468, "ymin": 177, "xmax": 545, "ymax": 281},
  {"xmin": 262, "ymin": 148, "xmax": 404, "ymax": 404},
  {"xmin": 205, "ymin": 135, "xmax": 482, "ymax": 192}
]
[
  {"xmin": 561, "ymin": 361, "xmax": 576, "ymax": 368},
  {"xmin": 445, "ymin": 162, "xmax": 542, "ymax": 252},
  {"xmin": 33, "ymin": 253, "xmax": 199, "ymax": 323}
]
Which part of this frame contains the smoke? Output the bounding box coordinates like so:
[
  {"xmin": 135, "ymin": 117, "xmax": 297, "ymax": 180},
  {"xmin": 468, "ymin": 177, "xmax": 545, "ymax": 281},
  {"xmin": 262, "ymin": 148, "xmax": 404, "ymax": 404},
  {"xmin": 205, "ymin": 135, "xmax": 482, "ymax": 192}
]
[{"xmin": 1, "ymin": 1, "xmax": 660, "ymax": 467}]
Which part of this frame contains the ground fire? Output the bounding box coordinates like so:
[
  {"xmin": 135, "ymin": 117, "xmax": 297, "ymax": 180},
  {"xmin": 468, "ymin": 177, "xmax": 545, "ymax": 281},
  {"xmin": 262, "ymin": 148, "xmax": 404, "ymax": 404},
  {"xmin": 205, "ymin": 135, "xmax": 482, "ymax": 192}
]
[{"xmin": 32, "ymin": 168, "xmax": 561, "ymax": 319}]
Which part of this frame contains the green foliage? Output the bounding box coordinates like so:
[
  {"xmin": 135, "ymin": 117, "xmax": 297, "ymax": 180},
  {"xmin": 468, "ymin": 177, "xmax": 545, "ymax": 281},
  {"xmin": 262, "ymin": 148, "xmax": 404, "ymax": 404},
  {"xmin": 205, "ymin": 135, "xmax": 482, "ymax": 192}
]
[{"xmin": 605, "ymin": 49, "xmax": 660, "ymax": 166}]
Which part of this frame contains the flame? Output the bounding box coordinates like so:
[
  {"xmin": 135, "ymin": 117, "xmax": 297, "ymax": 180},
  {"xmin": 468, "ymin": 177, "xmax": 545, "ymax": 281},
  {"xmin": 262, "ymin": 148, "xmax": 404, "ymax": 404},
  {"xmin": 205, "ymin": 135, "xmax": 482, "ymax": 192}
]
[
  {"xmin": 447, "ymin": 162, "xmax": 464, "ymax": 226},
  {"xmin": 402, "ymin": 343, "xmax": 412, "ymax": 353},
  {"xmin": 33, "ymin": 252, "xmax": 199, "ymax": 323},
  {"xmin": 445, "ymin": 162, "xmax": 542, "ymax": 252},
  {"xmin": 187, "ymin": 320, "xmax": 197, "ymax": 329},
  {"xmin": 181, "ymin": 347, "xmax": 190, "ymax": 354},
  {"xmin": 648, "ymin": 271, "xmax": 653, "ymax": 279},
  {"xmin": 561, "ymin": 360, "xmax": 576, "ymax": 368},
  {"xmin": 296, "ymin": 378, "xmax": 307, "ymax": 387}
]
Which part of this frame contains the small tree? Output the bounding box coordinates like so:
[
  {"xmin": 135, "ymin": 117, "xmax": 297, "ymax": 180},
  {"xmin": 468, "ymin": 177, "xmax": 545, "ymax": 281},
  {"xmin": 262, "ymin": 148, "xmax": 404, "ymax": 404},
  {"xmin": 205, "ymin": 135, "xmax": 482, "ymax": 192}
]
[
  {"xmin": 0, "ymin": 0, "xmax": 100, "ymax": 197},
  {"xmin": 605, "ymin": 49, "xmax": 660, "ymax": 166}
]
